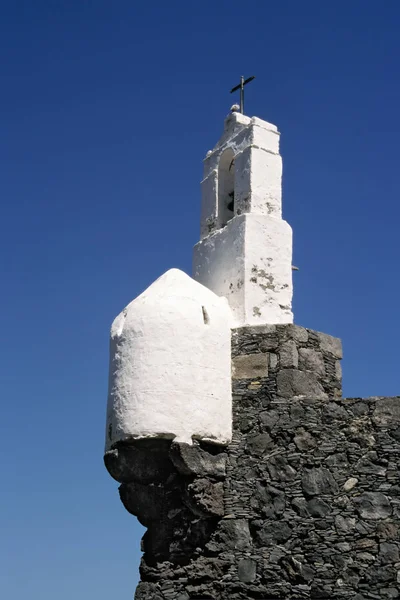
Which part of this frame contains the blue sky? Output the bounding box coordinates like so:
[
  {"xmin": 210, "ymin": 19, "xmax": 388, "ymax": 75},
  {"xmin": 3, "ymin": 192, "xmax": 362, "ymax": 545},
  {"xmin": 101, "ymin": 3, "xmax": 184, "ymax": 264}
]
[{"xmin": 1, "ymin": 1, "xmax": 399, "ymax": 598}]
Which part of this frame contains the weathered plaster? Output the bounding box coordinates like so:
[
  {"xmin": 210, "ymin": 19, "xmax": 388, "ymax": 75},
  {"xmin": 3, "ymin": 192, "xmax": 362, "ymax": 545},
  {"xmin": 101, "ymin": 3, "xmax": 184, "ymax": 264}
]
[
  {"xmin": 193, "ymin": 213, "xmax": 293, "ymax": 326},
  {"xmin": 106, "ymin": 269, "xmax": 233, "ymax": 450},
  {"xmin": 195, "ymin": 113, "xmax": 293, "ymax": 326}
]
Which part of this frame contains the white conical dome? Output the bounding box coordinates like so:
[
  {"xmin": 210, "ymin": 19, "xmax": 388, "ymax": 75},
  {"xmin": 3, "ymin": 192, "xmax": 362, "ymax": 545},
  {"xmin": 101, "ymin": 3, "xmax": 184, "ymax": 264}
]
[{"xmin": 106, "ymin": 269, "xmax": 233, "ymax": 450}]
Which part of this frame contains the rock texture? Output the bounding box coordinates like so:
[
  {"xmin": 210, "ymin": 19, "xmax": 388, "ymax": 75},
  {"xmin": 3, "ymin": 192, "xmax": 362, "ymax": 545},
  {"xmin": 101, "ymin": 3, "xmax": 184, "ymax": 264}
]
[{"xmin": 105, "ymin": 324, "xmax": 400, "ymax": 599}]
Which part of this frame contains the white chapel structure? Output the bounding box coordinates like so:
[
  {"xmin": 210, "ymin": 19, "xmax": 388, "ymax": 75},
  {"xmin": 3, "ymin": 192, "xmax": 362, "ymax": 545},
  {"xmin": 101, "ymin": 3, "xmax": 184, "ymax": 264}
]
[{"xmin": 105, "ymin": 109, "xmax": 293, "ymax": 451}]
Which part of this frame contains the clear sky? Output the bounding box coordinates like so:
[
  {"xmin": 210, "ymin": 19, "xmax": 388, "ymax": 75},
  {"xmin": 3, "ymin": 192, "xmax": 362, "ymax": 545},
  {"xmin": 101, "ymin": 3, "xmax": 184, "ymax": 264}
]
[{"xmin": 1, "ymin": 1, "xmax": 400, "ymax": 598}]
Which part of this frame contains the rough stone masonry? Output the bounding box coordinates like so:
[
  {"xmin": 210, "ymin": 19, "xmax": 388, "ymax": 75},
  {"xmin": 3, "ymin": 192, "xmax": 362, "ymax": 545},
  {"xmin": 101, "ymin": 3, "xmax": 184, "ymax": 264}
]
[{"xmin": 104, "ymin": 324, "xmax": 400, "ymax": 599}]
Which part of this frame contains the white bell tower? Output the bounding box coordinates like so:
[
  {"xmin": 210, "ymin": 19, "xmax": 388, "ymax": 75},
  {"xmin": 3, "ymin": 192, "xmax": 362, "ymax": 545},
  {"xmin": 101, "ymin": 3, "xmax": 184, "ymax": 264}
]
[{"xmin": 193, "ymin": 111, "xmax": 294, "ymax": 326}]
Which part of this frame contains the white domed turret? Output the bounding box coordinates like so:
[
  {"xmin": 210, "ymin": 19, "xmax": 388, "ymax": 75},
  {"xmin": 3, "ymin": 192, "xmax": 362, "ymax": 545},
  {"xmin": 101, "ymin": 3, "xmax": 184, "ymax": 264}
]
[{"xmin": 106, "ymin": 269, "xmax": 233, "ymax": 450}]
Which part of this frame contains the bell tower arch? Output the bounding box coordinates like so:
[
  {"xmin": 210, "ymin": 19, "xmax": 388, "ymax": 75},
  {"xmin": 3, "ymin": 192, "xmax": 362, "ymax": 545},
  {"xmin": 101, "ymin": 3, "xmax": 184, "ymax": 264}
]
[
  {"xmin": 194, "ymin": 110, "xmax": 293, "ymax": 326},
  {"xmin": 218, "ymin": 148, "xmax": 235, "ymax": 228}
]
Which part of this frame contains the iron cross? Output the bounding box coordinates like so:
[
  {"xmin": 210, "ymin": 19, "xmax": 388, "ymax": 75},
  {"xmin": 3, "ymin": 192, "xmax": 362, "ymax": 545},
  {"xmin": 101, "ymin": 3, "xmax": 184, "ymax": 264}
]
[{"xmin": 230, "ymin": 75, "xmax": 255, "ymax": 115}]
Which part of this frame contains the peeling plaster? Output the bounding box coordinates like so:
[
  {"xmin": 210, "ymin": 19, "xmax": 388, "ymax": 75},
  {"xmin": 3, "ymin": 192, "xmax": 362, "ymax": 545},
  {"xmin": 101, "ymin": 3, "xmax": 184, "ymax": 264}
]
[{"xmin": 194, "ymin": 114, "xmax": 293, "ymax": 326}]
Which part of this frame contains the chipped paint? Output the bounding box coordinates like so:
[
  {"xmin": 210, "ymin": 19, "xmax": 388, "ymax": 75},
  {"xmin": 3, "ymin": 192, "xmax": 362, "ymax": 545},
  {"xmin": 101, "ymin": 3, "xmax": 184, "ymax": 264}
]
[{"xmin": 193, "ymin": 113, "xmax": 293, "ymax": 326}]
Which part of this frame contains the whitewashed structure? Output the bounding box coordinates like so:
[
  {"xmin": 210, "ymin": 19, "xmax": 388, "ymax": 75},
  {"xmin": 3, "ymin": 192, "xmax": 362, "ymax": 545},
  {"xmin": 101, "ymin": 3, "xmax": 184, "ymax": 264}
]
[
  {"xmin": 106, "ymin": 110, "xmax": 294, "ymax": 452},
  {"xmin": 193, "ymin": 112, "xmax": 293, "ymax": 325},
  {"xmin": 106, "ymin": 269, "xmax": 233, "ymax": 450}
]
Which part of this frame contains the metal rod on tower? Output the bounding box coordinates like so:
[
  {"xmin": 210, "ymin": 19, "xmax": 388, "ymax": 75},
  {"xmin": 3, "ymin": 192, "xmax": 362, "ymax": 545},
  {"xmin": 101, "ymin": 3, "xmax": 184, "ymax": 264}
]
[
  {"xmin": 240, "ymin": 75, "xmax": 244, "ymax": 114},
  {"xmin": 230, "ymin": 75, "xmax": 255, "ymax": 114}
]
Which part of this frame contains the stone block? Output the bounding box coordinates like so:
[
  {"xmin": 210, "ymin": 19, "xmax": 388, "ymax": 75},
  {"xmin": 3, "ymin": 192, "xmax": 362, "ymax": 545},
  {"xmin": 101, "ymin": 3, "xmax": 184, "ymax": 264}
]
[
  {"xmin": 343, "ymin": 477, "xmax": 358, "ymax": 491},
  {"xmin": 377, "ymin": 522, "xmax": 398, "ymax": 540},
  {"xmin": 356, "ymin": 451, "xmax": 387, "ymax": 476},
  {"xmin": 355, "ymin": 492, "xmax": 392, "ymax": 520},
  {"xmin": 231, "ymin": 325, "xmax": 279, "ymax": 355},
  {"xmin": 381, "ymin": 588, "xmax": 399, "ymax": 599},
  {"xmin": 269, "ymin": 352, "xmax": 278, "ymax": 369},
  {"xmin": 317, "ymin": 331, "xmax": 343, "ymax": 358},
  {"xmin": 279, "ymin": 339, "xmax": 298, "ymax": 368},
  {"xmin": 307, "ymin": 498, "xmax": 331, "ymax": 517},
  {"xmin": 255, "ymin": 520, "xmax": 292, "ymax": 545},
  {"xmin": 277, "ymin": 369, "xmax": 327, "ymax": 400},
  {"xmin": 104, "ymin": 442, "xmax": 173, "ymax": 484},
  {"xmin": 246, "ymin": 432, "xmax": 273, "ymax": 456},
  {"xmin": 335, "ymin": 515, "xmax": 356, "ymax": 534},
  {"xmin": 169, "ymin": 443, "xmax": 226, "ymax": 479},
  {"xmin": 292, "ymin": 497, "xmax": 309, "ymax": 517},
  {"xmin": 373, "ymin": 397, "xmax": 400, "ymax": 427},
  {"xmin": 278, "ymin": 323, "xmax": 309, "ymax": 343},
  {"xmin": 260, "ymin": 409, "xmax": 279, "ymax": 430},
  {"xmin": 186, "ymin": 479, "xmax": 224, "ymax": 517},
  {"xmin": 238, "ymin": 558, "xmax": 257, "ymax": 583},
  {"xmin": 134, "ymin": 582, "xmax": 163, "ymax": 600},
  {"xmin": 267, "ymin": 454, "xmax": 297, "ymax": 482},
  {"xmin": 215, "ymin": 519, "xmax": 251, "ymax": 550},
  {"xmin": 379, "ymin": 542, "xmax": 400, "ymax": 564},
  {"xmin": 235, "ymin": 324, "xmax": 277, "ymax": 337},
  {"xmin": 119, "ymin": 481, "xmax": 165, "ymax": 526},
  {"xmin": 298, "ymin": 348, "xmax": 325, "ymax": 376},
  {"xmin": 302, "ymin": 467, "xmax": 339, "ymax": 497},
  {"xmin": 352, "ymin": 401, "xmax": 369, "ymax": 416},
  {"xmin": 325, "ymin": 452, "xmax": 348, "ymax": 468},
  {"xmin": 322, "ymin": 402, "xmax": 349, "ymax": 423},
  {"xmin": 335, "ymin": 360, "xmax": 342, "ymax": 381},
  {"xmin": 232, "ymin": 352, "xmax": 268, "ymax": 379},
  {"xmin": 294, "ymin": 428, "xmax": 316, "ymax": 451}
]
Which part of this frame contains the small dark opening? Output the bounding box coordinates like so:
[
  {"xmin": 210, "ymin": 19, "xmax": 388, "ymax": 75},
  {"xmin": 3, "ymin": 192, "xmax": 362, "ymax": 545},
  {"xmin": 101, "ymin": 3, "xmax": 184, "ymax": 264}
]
[
  {"xmin": 218, "ymin": 148, "xmax": 235, "ymax": 227},
  {"xmin": 201, "ymin": 306, "xmax": 210, "ymax": 324}
]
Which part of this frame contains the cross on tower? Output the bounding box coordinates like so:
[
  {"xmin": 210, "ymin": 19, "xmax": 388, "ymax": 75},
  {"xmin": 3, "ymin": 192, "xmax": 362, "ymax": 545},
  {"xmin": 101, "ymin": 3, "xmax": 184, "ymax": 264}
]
[{"xmin": 230, "ymin": 75, "xmax": 255, "ymax": 115}]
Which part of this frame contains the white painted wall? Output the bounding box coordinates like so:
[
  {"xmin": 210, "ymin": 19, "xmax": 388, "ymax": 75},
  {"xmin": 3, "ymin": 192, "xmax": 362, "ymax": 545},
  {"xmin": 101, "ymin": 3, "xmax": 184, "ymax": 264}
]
[
  {"xmin": 193, "ymin": 214, "xmax": 293, "ymax": 325},
  {"xmin": 194, "ymin": 112, "xmax": 293, "ymax": 326},
  {"xmin": 106, "ymin": 269, "xmax": 233, "ymax": 451},
  {"xmin": 194, "ymin": 215, "xmax": 246, "ymax": 320}
]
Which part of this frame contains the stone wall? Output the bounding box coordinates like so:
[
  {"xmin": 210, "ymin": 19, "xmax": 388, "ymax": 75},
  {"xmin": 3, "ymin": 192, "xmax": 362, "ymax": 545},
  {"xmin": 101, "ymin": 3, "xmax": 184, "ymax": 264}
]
[{"xmin": 104, "ymin": 325, "xmax": 400, "ymax": 599}]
